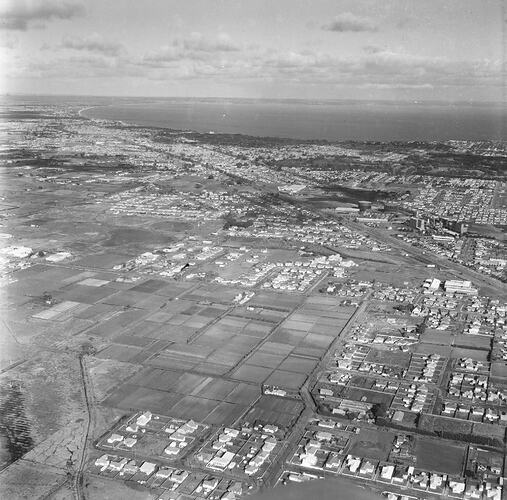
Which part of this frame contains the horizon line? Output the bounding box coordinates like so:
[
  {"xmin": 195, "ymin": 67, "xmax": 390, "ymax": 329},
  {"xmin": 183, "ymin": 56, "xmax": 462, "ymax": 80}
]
[{"xmin": 1, "ymin": 92, "xmax": 506, "ymax": 107}]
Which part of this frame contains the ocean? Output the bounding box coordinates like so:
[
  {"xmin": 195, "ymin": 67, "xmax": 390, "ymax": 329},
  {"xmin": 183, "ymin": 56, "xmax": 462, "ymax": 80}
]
[{"xmin": 80, "ymin": 98, "xmax": 507, "ymax": 142}]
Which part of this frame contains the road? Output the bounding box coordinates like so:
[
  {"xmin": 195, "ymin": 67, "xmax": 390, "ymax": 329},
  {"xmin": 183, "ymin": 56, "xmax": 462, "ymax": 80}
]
[{"xmin": 73, "ymin": 354, "xmax": 94, "ymax": 500}]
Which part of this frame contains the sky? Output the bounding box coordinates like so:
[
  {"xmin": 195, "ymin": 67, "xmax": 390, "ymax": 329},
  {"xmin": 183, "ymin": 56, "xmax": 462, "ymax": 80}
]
[{"xmin": 0, "ymin": 0, "xmax": 505, "ymax": 102}]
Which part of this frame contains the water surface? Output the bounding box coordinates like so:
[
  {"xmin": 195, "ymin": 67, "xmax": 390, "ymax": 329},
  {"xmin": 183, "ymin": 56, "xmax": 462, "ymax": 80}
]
[{"xmin": 82, "ymin": 99, "xmax": 507, "ymax": 142}]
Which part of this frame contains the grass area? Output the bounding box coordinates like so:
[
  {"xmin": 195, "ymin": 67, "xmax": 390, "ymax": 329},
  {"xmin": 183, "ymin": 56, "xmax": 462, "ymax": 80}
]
[
  {"xmin": 348, "ymin": 428, "xmax": 393, "ymax": 461},
  {"xmin": 415, "ymin": 438, "xmax": 465, "ymax": 475}
]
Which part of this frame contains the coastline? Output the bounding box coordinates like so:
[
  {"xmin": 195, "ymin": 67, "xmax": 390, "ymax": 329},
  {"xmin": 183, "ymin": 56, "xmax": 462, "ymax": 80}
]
[
  {"xmin": 78, "ymin": 104, "xmax": 109, "ymax": 118},
  {"xmin": 76, "ymin": 100, "xmax": 507, "ymax": 142}
]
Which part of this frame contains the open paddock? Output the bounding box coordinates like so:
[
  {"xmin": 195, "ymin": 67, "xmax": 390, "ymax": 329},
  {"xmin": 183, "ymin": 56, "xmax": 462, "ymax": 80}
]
[
  {"xmin": 74, "ymin": 303, "xmax": 120, "ymax": 321},
  {"xmin": 170, "ymin": 395, "xmax": 225, "ymax": 421},
  {"xmin": 53, "ymin": 284, "xmax": 119, "ymax": 305},
  {"xmin": 152, "ymin": 281, "xmax": 196, "ymax": 298},
  {"xmin": 103, "ymin": 384, "xmax": 184, "ymax": 414},
  {"xmin": 201, "ymin": 315, "xmax": 274, "ymax": 340},
  {"xmin": 258, "ymin": 341, "xmax": 296, "ymax": 357},
  {"xmin": 236, "ymin": 342, "xmax": 319, "ymax": 377},
  {"xmin": 229, "ymin": 306, "xmax": 287, "ymax": 323},
  {"xmin": 247, "ymin": 351, "xmax": 286, "ymax": 369},
  {"xmin": 10, "ymin": 263, "xmax": 71, "ymax": 281},
  {"xmin": 104, "ymin": 333, "xmax": 154, "ymax": 348},
  {"xmin": 415, "ymin": 437, "xmax": 466, "ymax": 475},
  {"xmin": 264, "ymin": 370, "xmax": 307, "ymax": 390},
  {"xmin": 491, "ymin": 362, "xmax": 507, "ymax": 380},
  {"xmin": 128, "ymin": 278, "xmax": 171, "ymax": 293},
  {"xmin": 471, "ymin": 422, "xmax": 506, "ymax": 444},
  {"xmin": 364, "ymin": 349, "xmax": 411, "ymax": 367},
  {"xmin": 203, "ymin": 401, "xmax": 248, "ymax": 425},
  {"xmin": 420, "ymin": 329, "xmax": 454, "ymax": 346},
  {"xmin": 224, "ymin": 383, "xmax": 260, "ymax": 405},
  {"xmin": 278, "ymin": 356, "xmax": 318, "ymax": 374},
  {"xmin": 86, "ymin": 309, "xmax": 152, "ymax": 339},
  {"xmin": 182, "ymin": 284, "xmax": 243, "ymax": 304},
  {"xmin": 255, "ymin": 394, "xmax": 303, "ymax": 414},
  {"xmin": 418, "ymin": 414, "xmax": 473, "ymax": 437},
  {"xmin": 127, "ymin": 293, "xmax": 172, "ymax": 311},
  {"xmin": 205, "ymin": 349, "xmax": 245, "ymax": 366},
  {"xmin": 303, "ymin": 295, "xmax": 356, "ymax": 313},
  {"xmin": 300, "ymin": 333, "xmax": 334, "ymax": 349},
  {"xmin": 139, "ymin": 324, "xmax": 198, "ymax": 342},
  {"xmin": 414, "ymin": 343, "xmax": 452, "ymax": 357},
  {"xmin": 101, "ymin": 290, "xmax": 153, "ymax": 308},
  {"xmin": 349, "ymin": 263, "xmax": 438, "ymax": 288},
  {"xmin": 230, "ymin": 364, "xmax": 273, "ymax": 384},
  {"xmin": 292, "ymin": 345, "xmax": 326, "ymax": 359},
  {"xmin": 452, "ymin": 334, "xmax": 492, "ymax": 350},
  {"xmin": 72, "ymin": 251, "xmax": 133, "ymax": 269},
  {"xmin": 243, "ymin": 395, "xmax": 304, "ymax": 428},
  {"xmin": 149, "ymin": 298, "xmax": 194, "ymax": 314},
  {"xmin": 130, "ymin": 368, "xmax": 205, "ymax": 393},
  {"xmin": 191, "ymin": 362, "xmax": 231, "ymax": 375},
  {"xmin": 144, "ymin": 335, "xmax": 258, "ymax": 375},
  {"xmin": 269, "ymin": 328, "xmax": 307, "ymax": 346},
  {"xmin": 95, "ymin": 344, "xmax": 145, "ymax": 363},
  {"xmin": 32, "ymin": 300, "xmax": 87, "ymax": 321},
  {"xmin": 348, "ymin": 428, "xmax": 394, "ymax": 461},
  {"xmin": 343, "ymin": 387, "xmax": 394, "ymax": 407},
  {"xmin": 103, "ymin": 371, "xmax": 260, "ymax": 424},
  {"xmin": 247, "ymin": 291, "xmax": 304, "ymax": 311},
  {"xmin": 145, "ymin": 353, "xmax": 197, "ymax": 371}
]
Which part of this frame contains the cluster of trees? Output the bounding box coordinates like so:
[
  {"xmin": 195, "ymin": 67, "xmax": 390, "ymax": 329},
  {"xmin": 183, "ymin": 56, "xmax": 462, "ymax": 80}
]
[
  {"xmin": 222, "ymin": 212, "xmax": 254, "ymax": 230},
  {"xmin": 376, "ymin": 414, "xmax": 505, "ymax": 449}
]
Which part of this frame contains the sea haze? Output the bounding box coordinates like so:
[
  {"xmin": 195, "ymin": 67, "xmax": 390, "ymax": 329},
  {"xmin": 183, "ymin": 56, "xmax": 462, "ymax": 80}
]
[{"xmin": 81, "ymin": 98, "xmax": 507, "ymax": 142}]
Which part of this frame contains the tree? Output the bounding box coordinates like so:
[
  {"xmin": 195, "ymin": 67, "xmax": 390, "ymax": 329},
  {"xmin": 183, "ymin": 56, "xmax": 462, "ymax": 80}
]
[
  {"xmin": 42, "ymin": 291, "xmax": 53, "ymax": 305},
  {"xmin": 371, "ymin": 402, "xmax": 388, "ymax": 419}
]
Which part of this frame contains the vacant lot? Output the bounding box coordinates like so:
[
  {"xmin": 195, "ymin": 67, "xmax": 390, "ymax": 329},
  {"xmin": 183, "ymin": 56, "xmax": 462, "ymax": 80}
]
[
  {"xmin": 415, "ymin": 438, "xmax": 466, "ymax": 475},
  {"xmin": 452, "ymin": 334, "xmax": 491, "ymax": 350},
  {"xmin": 348, "ymin": 428, "xmax": 393, "ymax": 461}
]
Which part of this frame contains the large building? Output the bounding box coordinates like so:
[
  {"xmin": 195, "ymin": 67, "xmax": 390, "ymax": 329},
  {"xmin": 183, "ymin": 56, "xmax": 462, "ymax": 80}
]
[
  {"xmin": 444, "ymin": 280, "xmax": 478, "ymax": 295},
  {"xmin": 408, "ymin": 217, "xmax": 427, "ymax": 232}
]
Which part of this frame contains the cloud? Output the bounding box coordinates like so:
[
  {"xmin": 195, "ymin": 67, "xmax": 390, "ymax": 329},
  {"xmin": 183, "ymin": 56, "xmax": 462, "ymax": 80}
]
[
  {"xmin": 134, "ymin": 41, "xmax": 502, "ymax": 92},
  {"xmin": 0, "ymin": 0, "xmax": 85, "ymax": 30},
  {"xmin": 24, "ymin": 53, "xmax": 141, "ymax": 80},
  {"xmin": 8, "ymin": 40, "xmax": 501, "ymax": 99},
  {"xmin": 143, "ymin": 32, "xmax": 240, "ymax": 64},
  {"xmin": 61, "ymin": 34, "xmax": 124, "ymax": 57},
  {"xmin": 360, "ymin": 83, "xmax": 435, "ymax": 90},
  {"xmin": 323, "ymin": 13, "xmax": 377, "ymax": 33},
  {"xmin": 181, "ymin": 32, "xmax": 240, "ymax": 52},
  {"xmin": 143, "ymin": 46, "xmax": 182, "ymax": 64},
  {"xmin": 0, "ymin": 33, "xmax": 18, "ymax": 48}
]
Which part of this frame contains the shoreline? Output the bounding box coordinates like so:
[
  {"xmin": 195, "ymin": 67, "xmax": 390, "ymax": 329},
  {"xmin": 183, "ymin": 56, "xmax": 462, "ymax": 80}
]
[
  {"xmin": 78, "ymin": 104, "xmax": 110, "ymax": 118},
  {"xmin": 76, "ymin": 102, "xmax": 507, "ymax": 143}
]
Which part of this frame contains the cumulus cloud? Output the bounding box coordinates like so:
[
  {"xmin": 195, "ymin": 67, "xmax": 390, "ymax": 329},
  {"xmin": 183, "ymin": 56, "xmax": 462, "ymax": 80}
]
[
  {"xmin": 0, "ymin": 0, "xmax": 85, "ymax": 30},
  {"xmin": 61, "ymin": 34, "xmax": 124, "ymax": 57},
  {"xmin": 143, "ymin": 32, "xmax": 240, "ymax": 64},
  {"xmin": 180, "ymin": 32, "xmax": 240, "ymax": 52},
  {"xmin": 25, "ymin": 53, "xmax": 141, "ymax": 80},
  {"xmin": 135, "ymin": 41, "xmax": 501, "ymax": 92},
  {"xmin": 143, "ymin": 44, "xmax": 184, "ymax": 64},
  {"xmin": 10, "ymin": 39, "xmax": 501, "ymax": 98},
  {"xmin": 323, "ymin": 13, "xmax": 377, "ymax": 33}
]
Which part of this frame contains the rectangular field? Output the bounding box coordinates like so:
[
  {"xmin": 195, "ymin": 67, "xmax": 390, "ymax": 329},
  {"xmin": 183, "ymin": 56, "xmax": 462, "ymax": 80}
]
[{"xmin": 415, "ymin": 438, "xmax": 466, "ymax": 475}]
